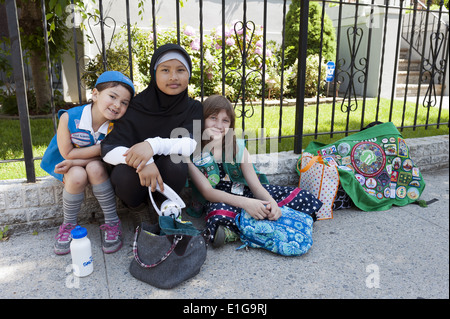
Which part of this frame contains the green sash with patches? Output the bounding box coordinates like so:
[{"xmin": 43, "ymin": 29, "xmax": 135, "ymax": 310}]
[{"xmin": 300, "ymin": 122, "xmax": 426, "ymax": 211}]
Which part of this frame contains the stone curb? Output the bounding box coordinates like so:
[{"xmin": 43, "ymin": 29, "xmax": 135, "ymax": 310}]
[{"xmin": 0, "ymin": 135, "xmax": 448, "ymax": 234}]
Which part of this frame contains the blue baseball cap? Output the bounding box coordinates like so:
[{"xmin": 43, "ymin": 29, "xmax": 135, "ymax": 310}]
[{"xmin": 95, "ymin": 71, "xmax": 135, "ymax": 96}]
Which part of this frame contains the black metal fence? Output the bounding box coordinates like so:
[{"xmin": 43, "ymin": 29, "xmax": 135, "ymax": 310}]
[{"xmin": 1, "ymin": 0, "xmax": 449, "ymax": 182}]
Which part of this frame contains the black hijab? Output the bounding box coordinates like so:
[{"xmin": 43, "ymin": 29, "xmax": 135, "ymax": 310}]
[{"xmin": 101, "ymin": 44, "xmax": 203, "ymax": 156}]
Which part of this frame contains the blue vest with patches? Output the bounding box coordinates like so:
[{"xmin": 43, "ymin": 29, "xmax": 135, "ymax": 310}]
[{"xmin": 40, "ymin": 104, "xmax": 107, "ymax": 181}]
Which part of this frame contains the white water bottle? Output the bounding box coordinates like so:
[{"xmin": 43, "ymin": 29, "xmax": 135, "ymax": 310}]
[{"xmin": 70, "ymin": 226, "xmax": 93, "ymax": 277}]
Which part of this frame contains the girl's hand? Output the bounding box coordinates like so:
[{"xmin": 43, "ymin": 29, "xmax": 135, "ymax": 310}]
[
  {"xmin": 54, "ymin": 160, "xmax": 73, "ymax": 175},
  {"xmin": 137, "ymin": 162, "xmax": 164, "ymax": 192},
  {"xmin": 266, "ymin": 199, "xmax": 282, "ymax": 221},
  {"xmin": 124, "ymin": 141, "xmax": 154, "ymax": 171},
  {"xmin": 243, "ymin": 198, "xmax": 271, "ymax": 220}
]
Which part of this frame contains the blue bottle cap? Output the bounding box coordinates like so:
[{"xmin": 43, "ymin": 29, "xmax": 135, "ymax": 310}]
[{"xmin": 71, "ymin": 226, "xmax": 87, "ymax": 239}]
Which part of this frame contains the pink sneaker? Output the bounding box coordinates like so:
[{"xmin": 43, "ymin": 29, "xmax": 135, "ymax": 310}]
[
  {"xmin": 54, "ymin": 223, "xmax": 77, "ymax": 255},
  {"xmin": 100, "ymin": 221, "xmax": 123, "ymax": 254}
]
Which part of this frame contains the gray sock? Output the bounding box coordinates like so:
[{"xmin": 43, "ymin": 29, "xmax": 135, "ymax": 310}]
[
  {"xmin": 63, "ymin": 189, "xmax": 84, "ymax": 225},
  {"xmin": 92, "ymin": 179, "xmax": 120, "ymax": 224}
]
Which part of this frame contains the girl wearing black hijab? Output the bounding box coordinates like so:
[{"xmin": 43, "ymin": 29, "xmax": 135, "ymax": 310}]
[{"xmin": 101, "ymin": 44, "xmax": 203, "ymax": 217}]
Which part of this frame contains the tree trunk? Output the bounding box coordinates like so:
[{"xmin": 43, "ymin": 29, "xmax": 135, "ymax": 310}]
[
  {"xmin": 18, "ymin": 0, "xmax": 51, "ymax": 113},
  {"xmin": 29, "ymin": 49, "xmax": 51, "ymax": 113}
]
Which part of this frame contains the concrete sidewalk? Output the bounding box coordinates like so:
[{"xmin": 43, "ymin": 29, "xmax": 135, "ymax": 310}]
[{"xmin": 0, "ymin": 168, "xmax": 448, "ymax": 300}]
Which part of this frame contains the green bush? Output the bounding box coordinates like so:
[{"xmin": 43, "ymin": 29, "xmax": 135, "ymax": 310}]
[
  {"xmin": 0, "ymin": 90, "xmax": 35, "ymax": 115},
  {"xmin": 0, "ymin": 89, "xmax": 66, "ymax": 116},
  {"xmin": 112, "ymin": 22, "xmax": 280, "ymax": 102},
  {"xmin": 284, "ymin": 1, "xmax": 336, "ymax": 67},
  {"xmin": 81, "ymin": 48, "xmax": 132, "ymax": 90}
]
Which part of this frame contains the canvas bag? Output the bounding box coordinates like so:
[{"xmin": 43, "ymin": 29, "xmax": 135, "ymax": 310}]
[
  {"xmin": 129, "ymin": 216, "xmax": 207, "ymax": 289},
  {"xmin": 303, "ymin": 122, "xmax": 426, "ymax": 211},
  {"xmin": 235, "ymin": 206, "xmax": 314, "ymax": 256},
  {"xmin": 297, "ymin": 152, "xmax": 340, "ymax": 220}
]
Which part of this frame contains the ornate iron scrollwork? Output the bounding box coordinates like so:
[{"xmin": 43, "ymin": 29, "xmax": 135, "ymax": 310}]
[
  {"xmin": 421, "ymin": 28, "xmax": 446, "ymax": 108},
  {"xmin": 225, "ymin": 20, "xmax": 263, "ymax": 122},
  {"xmin": 336, "ymin": 25, "xmax": 367, "ymax": 113},
  {"xmin": 79, "ymin": 14, "xmax": 129, "ymax": 90}
]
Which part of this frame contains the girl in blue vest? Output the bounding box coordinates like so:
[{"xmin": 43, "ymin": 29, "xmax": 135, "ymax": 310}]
[
  {"xmin": 188, "ymin": 95, "xmax": 322, "ymax": 247},
  {"xmin": 40, "ymin": 71, "xmax": 134, "ymax": 255}
]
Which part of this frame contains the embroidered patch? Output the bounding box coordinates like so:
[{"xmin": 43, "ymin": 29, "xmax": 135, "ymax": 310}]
[
  {"xmin": 398, "ymin": 137, "xmax": 408, "ymax": 157},
  {"xmin": 384, "ymin": 144, "xmax": 397, "ymax": 156},
  {"xmin": 407, "ymin": 187, "xmax": 420, "ymax": 200},
  {"xmin": 107, "ymin": 122, "xmax": 114, "ymax": 134},
  {"xmin": 402, "ymin": 159, "xmax": 413, "ymax": 171},
  {"xmin": 71, "ymin": 132, "xmax": 92, "ymax": 147},
  {"xmin": 337, "ymin": 142, "xmax": 351, "ymax": 156},
  {"xmin": 396, "ymin": 186, "xmax": 407, "ymax": 199},
  {"xmin": 351, "ymin": 142, "xmax": 386, "ymax": 177}
]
